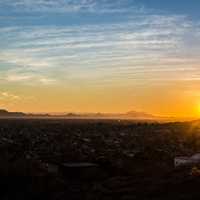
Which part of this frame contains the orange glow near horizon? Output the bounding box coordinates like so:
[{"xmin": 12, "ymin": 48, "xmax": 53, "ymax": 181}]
[{"xmin": 1, "ymin": 82, "xmax": 200, "ymax": 119}]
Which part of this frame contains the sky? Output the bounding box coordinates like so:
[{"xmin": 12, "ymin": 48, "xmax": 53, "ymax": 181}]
[{"xmin": 0, "ymin": 0, "xmax": 200, "ymax": 117}]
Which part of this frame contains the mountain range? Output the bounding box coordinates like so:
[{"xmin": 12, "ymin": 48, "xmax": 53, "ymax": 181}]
[
  {"xmin": 0, "ymin": 109, "xmax": 196, "ymax": 122},
  {"xmin": 0, "ymin": 109, "xmax": 157, "ymax": 119}
]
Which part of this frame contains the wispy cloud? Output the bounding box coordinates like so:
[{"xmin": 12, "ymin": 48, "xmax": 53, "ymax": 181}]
[
  {"xmin": 0, "ymin": 91, "xmax": 21, "ymax": 100},
  {"xmin": 0, "ymin": 91, "xmax": 21, "ymax": 108},
  {"xmin": 0, "ymin": 63, "xmax": 57, "ymax": 86},
  {"xmin": 0, "ymin": 0, "xmax": 200, "ymax": 88},
  {"xmin": 1, "ymin": 12, "xmax": 199, "ymax": 86},
  {"xmin": 0, "ymin": 0, "xmax": 142, "ymax": 13},
  {"xmin": 6, "ymin": 74, "xmax": 33, "ymax": 82},
  {"xmin": 4, "ymin": 71, "xmax": 57, "ymax": 85},
  {"xmin": 0, "ymin": 90, "xmax": 37, "ymax": 109}
]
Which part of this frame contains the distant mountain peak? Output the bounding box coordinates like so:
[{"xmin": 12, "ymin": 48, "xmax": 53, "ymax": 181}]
[
  {"xmin": 0, "ymin": 109, "xmax": 25, "ymax": 117},
  {"xmin": 0, "ymin": 109, "xmax": 9, "ymax": 113},
  {"xmin": 125, "ymin": 111, "xmax": 156, "ymax": 118}
]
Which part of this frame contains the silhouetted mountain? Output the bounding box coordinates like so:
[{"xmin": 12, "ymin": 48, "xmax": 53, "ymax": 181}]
[
  {"xmin": 124, "ymin": 111, "xmax": 156, "ymax": 119},
  {"xmin": 66, "ymin": 113, "xmax": 80, "ymax": 117},
  {"xmin": 0, "ymin": 109, "xmax": 9, "ymax": 114},
  {"xmin": 0, "ymin": 109, "xmax": 193, "ymax": 121},
  {"xmin": 58, "ymin": 111, "xmax": 158, "ymax": 120},
  {"xmin": 0, "ymin": 109, "xmax": 50, "ymax": 117},
  {"xmin": 27, "ymin": 113, "xmax": 50, "ymax": 117},
  {"xmin": 0, "ymin": 109, "xmax": 26, "ymax": 117}
]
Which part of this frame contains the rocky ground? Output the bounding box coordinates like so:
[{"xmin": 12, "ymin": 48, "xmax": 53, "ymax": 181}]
[{"xmin": 0, "ymin": 118, "xmax": 200, "ymax": 199}]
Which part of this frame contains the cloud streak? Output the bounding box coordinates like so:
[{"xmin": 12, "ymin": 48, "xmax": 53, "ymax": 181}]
[
  {"xmin": 3, "ymin": 70, "xmax": 58, "ymax": 85},
  {"xmin": 1, "ymin": 12, "xmax": 200, "ymax": 87},
  {"xmin": 0, "ymin": 1, "xmax": 200, "ymax": 88},
  {"xmin": 0, "ymin": 91, "xmax": 20, "ymax": 100},
  {"xmin": 0, "ymin": 0, "xmax": 142, "ymax": 14}
]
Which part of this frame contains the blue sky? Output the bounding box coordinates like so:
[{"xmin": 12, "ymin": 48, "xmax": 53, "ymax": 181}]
[
  {"xmin": 0, "ymin": 0, "xmax": 200, "ymax": 116},
  {"xmin": 1, "ymin": 0, "xmax": 200, "ymax": 26},
  {"xmin": 136, "ymin": 0, "xmax": 200, "ymax": 17}
]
